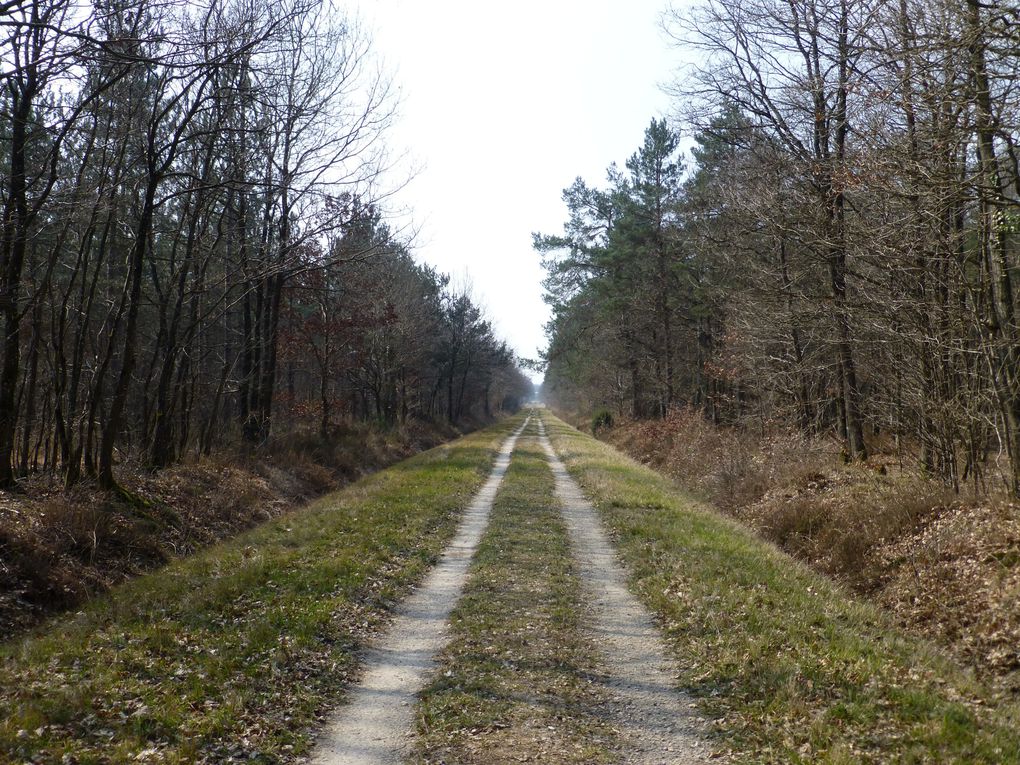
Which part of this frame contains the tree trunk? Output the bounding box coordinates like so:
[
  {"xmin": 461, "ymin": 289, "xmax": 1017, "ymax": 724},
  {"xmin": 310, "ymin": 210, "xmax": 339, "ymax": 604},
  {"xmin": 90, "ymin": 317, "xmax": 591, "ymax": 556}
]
[{"xmin": 98, "ymin": 180, "xmax": 157, "ymax": 490}]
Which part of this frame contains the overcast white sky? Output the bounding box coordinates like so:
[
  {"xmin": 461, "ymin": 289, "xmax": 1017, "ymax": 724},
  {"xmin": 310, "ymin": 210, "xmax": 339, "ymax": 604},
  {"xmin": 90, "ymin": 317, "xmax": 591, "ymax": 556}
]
[{"xmin": 352, "ymin": 1, "xmax": 679, "ymax": 377}]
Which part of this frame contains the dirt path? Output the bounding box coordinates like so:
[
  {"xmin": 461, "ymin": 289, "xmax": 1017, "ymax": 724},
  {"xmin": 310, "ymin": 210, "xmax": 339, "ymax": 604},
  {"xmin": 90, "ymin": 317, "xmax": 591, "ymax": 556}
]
[
  {"xmin": 413, "ymin": 431, "xmax": 623, "ymax": 764},
  {"xmin": 308, "ymin": 418, "xmax": 530, "ymax": 765},
  {"xmin": 538, "ymin": 419, "xmax": 711, "ymax": 765},
  {"xmin": 309, "ymin": 413, "xmax": 709, "ymax": 764}
]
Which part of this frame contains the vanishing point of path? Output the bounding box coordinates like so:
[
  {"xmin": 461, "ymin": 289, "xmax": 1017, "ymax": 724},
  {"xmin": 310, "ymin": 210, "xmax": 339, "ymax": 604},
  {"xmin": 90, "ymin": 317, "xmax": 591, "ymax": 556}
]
[{"xmin": 308, "ymin": 414, "xmax": 709, "ymax": 764}]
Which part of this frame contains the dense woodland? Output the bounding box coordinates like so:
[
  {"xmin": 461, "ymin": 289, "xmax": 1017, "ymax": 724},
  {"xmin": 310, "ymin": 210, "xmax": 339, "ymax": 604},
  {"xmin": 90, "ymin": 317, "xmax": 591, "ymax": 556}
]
[
  {"xmin": 0, "ymin": 0, "xmax": 529, "ymax": 491},
  {"xmin": 539, "ymin": 0, "xmax": 1020, "ymax": 496}
]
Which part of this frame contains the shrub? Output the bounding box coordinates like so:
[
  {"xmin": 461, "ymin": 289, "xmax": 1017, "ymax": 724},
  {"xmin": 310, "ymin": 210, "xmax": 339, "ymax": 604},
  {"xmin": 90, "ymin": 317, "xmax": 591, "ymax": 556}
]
[
  {"xmin": 765, "ymin": 496, "xmax": 830, "ymax": 555},
  {"xmin": 591, "ymin": 407, "xmax": 614, "ymax": 434}
]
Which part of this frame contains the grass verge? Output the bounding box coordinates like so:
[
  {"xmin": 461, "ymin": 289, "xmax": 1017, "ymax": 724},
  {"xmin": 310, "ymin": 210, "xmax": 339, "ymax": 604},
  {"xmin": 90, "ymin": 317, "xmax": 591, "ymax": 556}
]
[
  {"xmin": 1, "ymin": 417, "xmax": 468, "ymax": 641},
  {"xmin": 0, "ymin": 415, "xmax": 524, "ymax": 764},
  {"xmin": 415, "ymin": 423, "xmax": 620, "ymax": 764},
  {"xmin": 541, "ymin": 410, "xmax": 1020, "ymax": 764}
]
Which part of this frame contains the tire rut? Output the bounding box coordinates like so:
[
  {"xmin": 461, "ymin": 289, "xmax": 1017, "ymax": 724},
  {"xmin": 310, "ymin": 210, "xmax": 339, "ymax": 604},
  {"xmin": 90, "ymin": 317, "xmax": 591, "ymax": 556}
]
[
  {"xmin": 308, "ymin": 418, "xmax": 530, "ymax": 765},
  {"xmin": 537, "ymin": 419, "xmax": 711, "ymax": 765}
]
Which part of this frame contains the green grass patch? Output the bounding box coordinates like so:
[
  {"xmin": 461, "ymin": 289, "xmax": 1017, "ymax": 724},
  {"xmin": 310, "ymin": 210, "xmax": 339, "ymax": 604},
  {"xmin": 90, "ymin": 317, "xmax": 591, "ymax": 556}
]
[
  {"xmin": 0, "ymin": 416, "xmax": 525, "ymax": 764},
  {"xmin": 415, "ymin": 422, "xmax": 619, "ymax": 764},
  {"xmin": 540, "ymin": 411, "xmax": 1020, "ymax": 764}
]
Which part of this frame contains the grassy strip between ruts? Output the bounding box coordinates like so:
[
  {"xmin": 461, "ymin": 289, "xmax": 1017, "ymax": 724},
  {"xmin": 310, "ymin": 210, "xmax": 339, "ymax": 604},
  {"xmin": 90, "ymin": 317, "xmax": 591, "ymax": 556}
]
[
  {"xmin": 0, "ymin": 415, "xmax": 525, "ymax": 765},
  {"xmin": 414, "ymin": 421, "xmax": 620, "ymax": 765},
  {"xmin": 540, "ymin": 410, "xmax": 1020, "ymax": 764}
]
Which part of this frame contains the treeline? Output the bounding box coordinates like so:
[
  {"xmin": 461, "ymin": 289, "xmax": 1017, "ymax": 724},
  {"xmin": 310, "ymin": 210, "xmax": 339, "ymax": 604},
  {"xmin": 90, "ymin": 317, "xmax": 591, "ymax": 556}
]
[
  {"xmin": 0, "ymin": 0, "xmax": 528, "ymax": 491},
  {"xmin": 538, "ymin": 0, "xmax": 1020, "ymax": 495}
]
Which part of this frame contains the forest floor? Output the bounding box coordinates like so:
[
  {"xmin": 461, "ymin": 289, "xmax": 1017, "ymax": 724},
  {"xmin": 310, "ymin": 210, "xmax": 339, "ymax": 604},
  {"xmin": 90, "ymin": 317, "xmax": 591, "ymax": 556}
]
[
  {"xmin": 601, "ymin": 409, "xmax": 1020, "ymax": 692},
  {"xmin": 2, "ymin": 411, "xmax": 1019, "ymax": 763},
  {"xmin": 0, "ymin": 419, "xmax": 468, "ymax": 640}
]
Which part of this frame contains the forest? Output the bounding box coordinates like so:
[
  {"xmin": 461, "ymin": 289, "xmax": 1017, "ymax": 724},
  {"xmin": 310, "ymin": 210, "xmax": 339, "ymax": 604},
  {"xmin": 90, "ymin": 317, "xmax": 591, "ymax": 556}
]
[
  {"xmin": 5, "ymin": 1, "xmax": 1020, "ymax": 761},
  {"xmin": 538, "ymin": 0, "xmax": 1020, "ymax": 497},
  {"xmin": 0, "ymin": 0, "xmax": 530, "ymax": 493}
]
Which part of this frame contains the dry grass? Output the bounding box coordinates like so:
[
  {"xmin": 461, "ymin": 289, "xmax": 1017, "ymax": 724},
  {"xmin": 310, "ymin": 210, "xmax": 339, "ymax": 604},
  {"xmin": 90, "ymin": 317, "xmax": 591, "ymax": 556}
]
[
  {"xmin": 608, "ymin": 408, "xmax": 823, "ymax": 511},
  {"xmin": 740, "ymin": 469, "xmax": 954, "ymax": 587}
]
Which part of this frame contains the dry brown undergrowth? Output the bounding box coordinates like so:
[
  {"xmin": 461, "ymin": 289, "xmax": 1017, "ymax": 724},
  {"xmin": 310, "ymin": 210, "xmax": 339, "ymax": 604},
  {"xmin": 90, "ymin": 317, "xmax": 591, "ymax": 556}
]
[
  {"xmin": 602, "ymin": 407, "xmax": 1020, "ymax": 689},
  {"xmin": 0, "ymin": 419, "xmax": 464, "ymax": 641}
]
